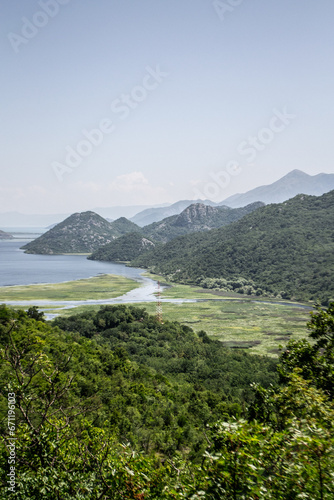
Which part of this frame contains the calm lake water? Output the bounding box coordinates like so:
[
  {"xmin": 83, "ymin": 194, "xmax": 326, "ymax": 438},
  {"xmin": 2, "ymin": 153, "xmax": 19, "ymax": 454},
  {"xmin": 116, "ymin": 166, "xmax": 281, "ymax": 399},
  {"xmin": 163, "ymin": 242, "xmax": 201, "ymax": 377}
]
[
  {"xmin": 0, "ymin": 239, "xmax": 195, "ymax": 314},
  {"xmin": 0, "ymin": 239, "xmax": 310, "ymax": 315},
  {"xmin": 0, "ymin": 239, "xmax": 146, "ymax": 287}
]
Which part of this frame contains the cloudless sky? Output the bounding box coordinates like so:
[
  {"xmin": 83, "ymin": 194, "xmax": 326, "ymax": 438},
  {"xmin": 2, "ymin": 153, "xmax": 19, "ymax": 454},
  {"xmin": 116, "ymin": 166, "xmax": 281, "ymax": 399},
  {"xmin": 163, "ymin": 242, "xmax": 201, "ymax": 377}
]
[{"xmin": 1, "ymin": 0, "xmax": 334, "ymax": 213}]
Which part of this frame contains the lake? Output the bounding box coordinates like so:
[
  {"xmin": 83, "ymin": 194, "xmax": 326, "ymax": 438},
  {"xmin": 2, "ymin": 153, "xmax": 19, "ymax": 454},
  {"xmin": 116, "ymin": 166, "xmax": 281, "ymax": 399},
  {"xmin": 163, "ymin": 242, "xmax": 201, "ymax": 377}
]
[
  {"xmin": 0, "ymin": 239, "xmax": 146, "ymax": 287},
  {"xmin": 0, "ymin": 239, "xmax": 196, "ymax": 313},
  {"xmin": 0, "ymin": 239, "xmax": 310, "ymax": 313}
]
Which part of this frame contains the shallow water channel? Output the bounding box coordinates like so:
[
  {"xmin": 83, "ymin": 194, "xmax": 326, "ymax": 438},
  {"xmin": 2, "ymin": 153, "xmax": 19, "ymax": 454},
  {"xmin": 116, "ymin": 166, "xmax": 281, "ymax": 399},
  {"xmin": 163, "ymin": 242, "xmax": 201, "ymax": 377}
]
[{"xmin": 0, "ymin": 239, "xmax": 197, "ymax": 317}]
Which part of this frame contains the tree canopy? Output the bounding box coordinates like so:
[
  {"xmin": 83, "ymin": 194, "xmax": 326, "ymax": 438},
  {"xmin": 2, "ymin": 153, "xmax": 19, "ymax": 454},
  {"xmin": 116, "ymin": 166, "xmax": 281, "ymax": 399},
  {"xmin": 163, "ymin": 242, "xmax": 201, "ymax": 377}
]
[{"xmin": 1, "ymin": 302, "xmax": 334, "ymax": 498}]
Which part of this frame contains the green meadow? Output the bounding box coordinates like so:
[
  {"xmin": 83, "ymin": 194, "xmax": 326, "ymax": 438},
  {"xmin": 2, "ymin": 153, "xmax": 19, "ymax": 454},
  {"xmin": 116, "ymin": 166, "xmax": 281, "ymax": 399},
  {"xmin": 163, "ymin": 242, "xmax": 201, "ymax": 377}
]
[
  {"xmin": 157, "ymin": 276, "xmax": 311, "ymax": 356},
  {"xmin": 0, "ymin": 274, "xmax": 139, "ymax": 301},
  {"xmin": 0, "ymin": 272, "xmax": 313, "ymax": 357},
  {"xmin": 44, "ymin": 299, "xmax": 310, "ymax": 357},
  {"xmin": 16, "ymin": 273, "xmax": 310, "ymax": 357}
]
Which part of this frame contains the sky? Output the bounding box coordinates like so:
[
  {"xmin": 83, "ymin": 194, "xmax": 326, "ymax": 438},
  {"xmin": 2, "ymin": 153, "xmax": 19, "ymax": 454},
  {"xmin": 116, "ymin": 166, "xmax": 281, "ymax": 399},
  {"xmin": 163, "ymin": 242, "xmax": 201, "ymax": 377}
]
[{"xmin": 1, "ymin": 0, "xmax": 334, "ymax": 214}]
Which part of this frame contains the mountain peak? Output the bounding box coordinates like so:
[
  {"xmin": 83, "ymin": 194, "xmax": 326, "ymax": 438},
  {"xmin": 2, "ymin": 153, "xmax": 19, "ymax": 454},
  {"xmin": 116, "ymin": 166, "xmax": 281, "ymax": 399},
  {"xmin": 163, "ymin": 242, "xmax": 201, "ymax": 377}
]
[
  {"xmin": 21, "ymin": 211, "xmax": 137, "ymax": 254},
  {"xmin": 142, "ymin": 202, "xmax": 263, "ymax": 242},
  {"xmin": 221, "ymin": 170, "xmax": 334, "ymax": 208},
  {"xmin": 113, "ymin": 217, "xmax": 130, "ymax": 223},
  {"xmin": 283, "ymin": 169, "xmax": 309, "ymax": 178}
]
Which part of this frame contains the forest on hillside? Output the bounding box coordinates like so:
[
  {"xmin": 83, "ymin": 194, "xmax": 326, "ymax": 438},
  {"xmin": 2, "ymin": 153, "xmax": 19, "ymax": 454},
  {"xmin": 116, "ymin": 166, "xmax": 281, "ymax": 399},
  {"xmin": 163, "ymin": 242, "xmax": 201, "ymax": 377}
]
[
  {"xmin": 133, "ymin": 191, "xmax": 334, "ymax": 305},
  {"xmin": 1, "ymin": 303, "xmax": 334, "ymax": 498}
]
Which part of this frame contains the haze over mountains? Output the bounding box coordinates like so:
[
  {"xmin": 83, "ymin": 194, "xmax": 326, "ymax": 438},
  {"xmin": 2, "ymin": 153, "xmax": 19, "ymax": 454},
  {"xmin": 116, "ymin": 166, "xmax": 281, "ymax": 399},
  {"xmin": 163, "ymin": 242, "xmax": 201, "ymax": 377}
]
[
  {"xmin": 0, "ymin": 230, "xmax": 13, "ymax": 239},
  {"xmin": 130, "ymin": 199, "xmax": 217, "ymax": 227},
  {"xmin": 21, "ymin": 187, "xmax": 334, "ymax": 305},
  {"xmin": 221, "ymin": 169, "xmax": 334, "ymax": 208},
  {"xmin": 1, "ymin": 170, "xmax": 333, "ymax": 229},
  {"xmin": 0, "ymin": 206, "xmax": 155, "ymax": 229},
  {"xmin": 131, "ymin": 170, "xmax": 334, "ymax": 224},
  {"xmin": 22, "ymin": 201, "xmax": 264, "ymax": 255}
]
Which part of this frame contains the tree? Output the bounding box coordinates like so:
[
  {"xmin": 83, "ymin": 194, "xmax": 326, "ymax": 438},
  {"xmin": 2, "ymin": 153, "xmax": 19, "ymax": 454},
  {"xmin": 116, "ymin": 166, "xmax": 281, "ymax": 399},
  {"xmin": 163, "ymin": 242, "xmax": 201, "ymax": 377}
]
[
  {"xmin": 26, "ymin": 306, "xmax": 45, "ymax": 322},
  {"xmin": 278, "ymin": 302, "xmax": 334, "ymax": 398}
]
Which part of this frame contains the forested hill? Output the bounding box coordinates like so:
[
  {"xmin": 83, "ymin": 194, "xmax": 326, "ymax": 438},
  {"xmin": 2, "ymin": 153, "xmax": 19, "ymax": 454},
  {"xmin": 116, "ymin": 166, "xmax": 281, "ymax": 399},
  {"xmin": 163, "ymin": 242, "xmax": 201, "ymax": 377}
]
[
  {"xmin": 21, "ymin": 212, "xmax": 141, "ymax": 254},
  {"xmin": 108, "ymin": 216, "xmax": 142, "ymax": 237},
  {"xmin": 2, "ymin": 303, "xmax": 334, "ymax": 497},
  {"xmin": 133, "ymin": 191, "xmax": 334, "ymax": 304},
  {"xmin": 142, "ymin": 201, "xmax": 264, "ymax": 243},
  {"xmin": 0, "ymin": 304, "xmax": 277, "ymax": 476},
  {"xmin": 88, "ymin": 232, "xmax": 155, "ymax": 262},
  {"xmin": 87, "ymin": 202, "xmax": 264, "ymax": 262},
  {"xmin": 21, "ymin": 211, "xmax": 115, "ymax": 254}
]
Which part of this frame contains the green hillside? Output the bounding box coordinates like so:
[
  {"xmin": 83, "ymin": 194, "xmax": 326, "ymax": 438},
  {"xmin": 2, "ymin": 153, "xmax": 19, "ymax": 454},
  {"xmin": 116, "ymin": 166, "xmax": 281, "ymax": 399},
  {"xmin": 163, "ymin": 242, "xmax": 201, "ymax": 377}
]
[
  {"xmin": 1, "ymin": 303, "xmax": 334, "ymax": 498},
  {"xmin": 21, "ymin": 212, "xmax": 141, "ymax": 254},
  {"xmin": 142, "ymin": 201, "xmax": 264, "ymax": 242},
  {"xmin": 1, "ymin": 304, "xmax": 277, "ymax": 469},
  {"xmin": 133, "ymin": 191, "xmax": 334, "ymax": 304},
  {"xmin": 87, "ymin": 202, "xmax": 264, "ymax": 262},
  {"xmin": 88, "ymin": 232, "xmax": 155, "ymax": 262},
  {"xmin": 109, "ymin": 216, "xmax": 142, "ymax": 237}
]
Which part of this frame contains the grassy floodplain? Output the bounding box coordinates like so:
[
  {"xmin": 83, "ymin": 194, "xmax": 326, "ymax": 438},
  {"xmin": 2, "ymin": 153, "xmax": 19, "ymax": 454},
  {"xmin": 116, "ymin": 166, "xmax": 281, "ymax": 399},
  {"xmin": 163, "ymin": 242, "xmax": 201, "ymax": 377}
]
[
  {"xmin": 0, "ymin": 271, "xmax": 312, "ymax": 357},
  {"xmin": 45, "ymin": 299, "xmax": 310, "ymax": 357},
  {"xmin": 0, "ymin": 274, "xmax": 140, "ymax": 301},
  {"xmin": 155, "ymin": 276, "xmax": 311, "ymax": 356},
  {"xmin": 30, "ymin": 272, "xmax": 312, "ymax": 357}
]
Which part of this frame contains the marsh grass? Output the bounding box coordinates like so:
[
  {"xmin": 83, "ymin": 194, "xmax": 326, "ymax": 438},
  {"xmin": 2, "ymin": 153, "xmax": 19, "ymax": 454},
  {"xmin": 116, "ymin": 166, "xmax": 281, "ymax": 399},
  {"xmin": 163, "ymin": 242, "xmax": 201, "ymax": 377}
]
[
  {"xmin": 129, "ymin": 299, "xmax": 310, "ymax": 357},
  {"xmin": 0, "ymin": 274, "xmax": 139, "ymax": 301},
  {"xmin": 45, "ymin": 299, "xmax": 310, "ymax": 357},
  {"xmin": 1, "ymin": 272, "xmax": 312, "ymax": 357}
]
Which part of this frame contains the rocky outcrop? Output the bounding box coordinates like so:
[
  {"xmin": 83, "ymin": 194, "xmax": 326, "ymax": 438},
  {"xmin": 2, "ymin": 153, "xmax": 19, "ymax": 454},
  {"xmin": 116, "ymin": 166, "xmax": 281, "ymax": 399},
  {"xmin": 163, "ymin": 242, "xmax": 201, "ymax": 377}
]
[{"xmin": 142, "ymin": 202, "xmax": 265, "ymax": 242}]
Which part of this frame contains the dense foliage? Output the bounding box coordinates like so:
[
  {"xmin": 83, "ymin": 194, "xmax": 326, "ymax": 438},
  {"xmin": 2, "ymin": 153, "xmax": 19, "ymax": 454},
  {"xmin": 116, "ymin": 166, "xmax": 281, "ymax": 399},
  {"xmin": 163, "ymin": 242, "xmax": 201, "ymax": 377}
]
[
  {"xmin": 197, "ymin": 276, "xmax": 270, "ymax": 297},
  {"xmin": 88, "ymin": 232, "xmax": 155, "ymax": 262},
  {"xmin": 53, "ymin": 305, "xmax": 277, "ymax": 403},
  {"xmin": 88, "ymin": 202, "xmax": 264, "ymax": 262},
  {"xmin": 3, "ymin": 305, "xmax": 256, "ymax": 462},
  {"xmin": 133, "ymin": 191, "xmax": 334, "ymax": 304},
  {"xmin": 1, "ymin": 303, "xmax": 334, "ymax": 498}
]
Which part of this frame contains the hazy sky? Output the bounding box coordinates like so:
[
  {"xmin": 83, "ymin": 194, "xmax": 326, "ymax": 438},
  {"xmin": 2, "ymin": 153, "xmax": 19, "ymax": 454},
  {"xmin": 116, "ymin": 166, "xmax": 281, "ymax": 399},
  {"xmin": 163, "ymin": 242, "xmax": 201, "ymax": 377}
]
[{"xmin": 1, "ymin": 0, "xmax": 334, "ymax": 214}]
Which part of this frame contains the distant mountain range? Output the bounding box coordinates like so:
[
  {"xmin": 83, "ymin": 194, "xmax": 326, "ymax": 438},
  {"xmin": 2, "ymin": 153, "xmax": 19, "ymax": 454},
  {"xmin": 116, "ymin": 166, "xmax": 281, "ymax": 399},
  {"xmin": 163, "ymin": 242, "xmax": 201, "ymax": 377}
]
[
  {"xmin": 21, "ymin": 199, "xmax": 264, "ymax": 256},
  {"xmin": 130, "ymin": 199, "xmax": 216, "ymax": 227},
  {"xmin": 131, "ymin": 170, "xmax": 334, "ymax": 224},
  {"xmin": 0, "ymin": 205, "xmax": 164, "ymax": 229},
  {"xmin": 133, "ymin": 190, "xmax": 334, "ymax": 304},
  {"xmin": 22, "ymin": 199, "xmax": 264, "ymax": 255},
  {"xmin": 220, "ymin": 169, "xmax": 334, "ymax": 207},
  {"xmin": 16, "ymin": 183, "xmax": 334, "ymax": 305},
  {"xmin": 1, "ymin": 170, "xmax": 334, "ymax": 229}
]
